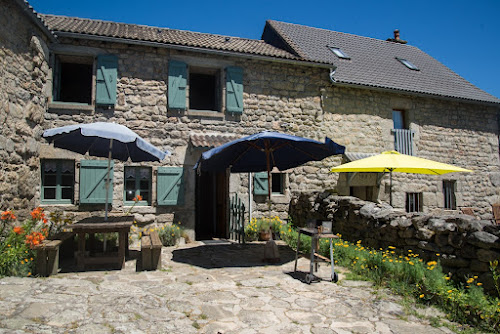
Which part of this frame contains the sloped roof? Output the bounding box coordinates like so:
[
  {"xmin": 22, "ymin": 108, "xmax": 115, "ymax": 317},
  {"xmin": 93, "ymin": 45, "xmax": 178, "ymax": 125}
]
[
  {"xmin": 264, "ymin": 20, "xmax": 500, "ymax": 104},
  {"xmin": 41, "ymin": 15, "xmax": 300, "ymax": 61}
]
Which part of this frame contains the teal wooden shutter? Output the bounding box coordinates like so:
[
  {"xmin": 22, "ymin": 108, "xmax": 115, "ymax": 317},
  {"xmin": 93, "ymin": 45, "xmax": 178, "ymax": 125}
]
[
  {"xmin": 96, "ymin": 54, "xmax": 118, "ymax": 105},
  {"xmin": 168, "ymin": 60, "xmax": 187, "ymax": 110},
  {"xmin": 79, "ymin": 160, "xmax": 114, "ymax": 204},
  {"xmin": 253, "ymin": 172, "xmax": 268, "ymax": 195},
  {"xmin": 226, "ymin": 66, "xmax": 243, "ymax": 113},
  {"xmin": 157, "ymin": 167, "xmax": 184, "ymax": 206}
]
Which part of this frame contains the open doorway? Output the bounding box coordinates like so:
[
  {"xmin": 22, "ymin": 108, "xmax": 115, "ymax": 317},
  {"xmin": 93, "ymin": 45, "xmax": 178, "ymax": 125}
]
[{"xmin": 195, "ymin": 170, "xmax": 229, "ymax": 240}]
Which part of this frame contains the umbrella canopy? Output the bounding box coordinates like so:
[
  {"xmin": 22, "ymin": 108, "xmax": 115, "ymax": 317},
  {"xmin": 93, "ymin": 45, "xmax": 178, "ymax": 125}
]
[
  {"xmin": 196, "ymin": 131, "xmax": 345, "ymax": 173},
  {"xmin": 42, "ymin": 122, "xmax": 167, "ymax": 162},
  {"xmin": 43, "ymin": 122, "xmax": 169, "ymax": 220},
  {"xmin": 196, "ymin": 131, "xmax": 345, "ymax": 200},
  {"xmin": 330, "ymin": 150, "xmax": 472, "ymax": 205}
]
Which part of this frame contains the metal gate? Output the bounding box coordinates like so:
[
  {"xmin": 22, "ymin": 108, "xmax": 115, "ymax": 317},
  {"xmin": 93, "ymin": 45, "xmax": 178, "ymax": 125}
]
[{"xmin": 229, "ymin": 194, "xmax": 245, "ymax": 243}]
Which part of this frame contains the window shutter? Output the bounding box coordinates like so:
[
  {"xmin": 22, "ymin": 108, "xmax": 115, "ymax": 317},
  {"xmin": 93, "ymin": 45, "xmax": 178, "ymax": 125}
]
[
  {"xmin": 253, "ymin": 172, "xmax": 268, "ymax": 195},
  {"xmin": 96, "ymin": 54, "xmax": 118, "ymax": 105},
  {"xmin": 226, "ymin": 66, "xmax": 243, "ymax": 114},
  {"xmin": 168, "ymin": 60, "xmax": 187, "ymax": 110},
  {"xmin": 157, "ymin": 167, "xmax": 184, "ymax": 206},
  {"xmin": 79, "ymin": 160, "xmax": 114, "ymax": 204}
]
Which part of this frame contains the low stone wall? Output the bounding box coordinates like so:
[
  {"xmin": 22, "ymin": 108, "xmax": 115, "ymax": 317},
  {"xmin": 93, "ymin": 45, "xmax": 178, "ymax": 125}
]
[{"xmin": 289, "ymin": 192, "xmax": 500, "ymax": 292}]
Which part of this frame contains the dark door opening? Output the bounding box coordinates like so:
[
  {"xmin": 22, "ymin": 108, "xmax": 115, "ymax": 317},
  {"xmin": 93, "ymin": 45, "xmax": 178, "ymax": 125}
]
[{"xmin": 195, "ymin": 170, "xmax": 228, "ymax": 240}]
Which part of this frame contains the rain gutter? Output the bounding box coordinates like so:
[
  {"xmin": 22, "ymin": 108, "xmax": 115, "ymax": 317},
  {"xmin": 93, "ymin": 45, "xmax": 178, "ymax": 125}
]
[{"xmin": 329, "ymin": 79, "xmax": 500, "ymax": 108}]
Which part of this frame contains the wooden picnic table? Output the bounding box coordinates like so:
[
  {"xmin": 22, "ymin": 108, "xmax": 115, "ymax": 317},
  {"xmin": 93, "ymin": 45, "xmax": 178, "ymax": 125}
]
[{"xmin": 70, "ymin": 216, "xmax": 133, "ymax": 270}]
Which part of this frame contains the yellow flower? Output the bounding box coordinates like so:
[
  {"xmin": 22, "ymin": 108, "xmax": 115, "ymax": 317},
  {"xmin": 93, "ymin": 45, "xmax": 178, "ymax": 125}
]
[
  {"xmin": 447, "ymin": 290, "xmax": 453, "ymax": 293},
  {"xmin": 409, "ymin": 261, "xmax": 414, "ymax": 265},
  {"xmin": 466, "ymin": 278, "xmax": 474, "ymax": 284},
  {"xmin": 388, "ymin": 246, "xmax": 396, "ymax": 249},
  {"xmin": 427, "ymin": 261, "xmax": 437, "ymax": 266},
  {"xmin": 445, "ymin": 276, "xmax": 451, "ymax": 280},
  {"xmin": 477, "ymin": 282, "xmax": 483, "ymax": 286},
  {"xmin": 419, "ymin": 294, "xmax": 424, "ymax": 298},
  {"xmin": 408, "ymin": 250, "xmax": 412, "ymax": 253}
]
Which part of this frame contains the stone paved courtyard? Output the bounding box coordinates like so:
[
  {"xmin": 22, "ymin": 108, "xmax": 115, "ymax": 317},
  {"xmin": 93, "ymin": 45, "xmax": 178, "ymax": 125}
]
[{"xmin": 0, "ymin": 241, "xmax": 458, "ymax": 333}]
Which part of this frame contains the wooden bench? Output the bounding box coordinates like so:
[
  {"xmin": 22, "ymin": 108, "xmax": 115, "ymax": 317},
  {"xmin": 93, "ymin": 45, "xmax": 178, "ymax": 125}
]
[
  {"xmin": 34, "ymin": 232, "xmax": 75, "ymax": 277},
  {"xmin": 139, "ymin": 230, "xmax": 162, "ymax": 271}
]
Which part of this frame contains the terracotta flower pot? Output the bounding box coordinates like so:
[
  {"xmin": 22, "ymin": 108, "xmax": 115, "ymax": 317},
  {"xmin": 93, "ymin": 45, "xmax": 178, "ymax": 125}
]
[{"xmin": 259, "ymin": 231, "xmax": 272, "ymax": 241}]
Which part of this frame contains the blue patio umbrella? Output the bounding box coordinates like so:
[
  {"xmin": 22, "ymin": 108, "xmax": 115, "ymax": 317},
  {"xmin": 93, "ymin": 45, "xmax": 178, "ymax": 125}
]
[
  {"xmin": 43, "ymin": 122, "xmax": 169, "ymax": 219},
  {"xmin": 195, "ymin": 131, "xmax": 345, "ymax": 199}
]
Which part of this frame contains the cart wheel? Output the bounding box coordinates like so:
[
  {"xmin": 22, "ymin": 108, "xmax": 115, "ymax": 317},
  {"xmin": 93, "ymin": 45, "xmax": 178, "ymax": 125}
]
[
  {"xmin": 305, "ymin": 274, "xmax": 313, "ymax": 284},
  {"xmin": 332, "ymin": 272, "xmax": 339, "ymax": 283}
]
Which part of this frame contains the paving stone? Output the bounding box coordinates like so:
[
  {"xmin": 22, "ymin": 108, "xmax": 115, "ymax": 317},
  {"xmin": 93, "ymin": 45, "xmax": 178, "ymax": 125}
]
[{"xmin": 0, "ymin": 242, "xmax": 459, "ymax": 333}]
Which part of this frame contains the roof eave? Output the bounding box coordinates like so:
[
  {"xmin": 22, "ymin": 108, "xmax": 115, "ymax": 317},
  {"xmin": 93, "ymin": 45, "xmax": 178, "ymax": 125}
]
[
  {"xmin": 53, "ymin": 31, "xmax": 333, "ymax": 69},
  {"xmin": 14, "ymin": 0, "xmax": 58, "ymax": 43},
  {"xmin": 331, "ymin": 81, "xmax": 500, "ymax": 107}
]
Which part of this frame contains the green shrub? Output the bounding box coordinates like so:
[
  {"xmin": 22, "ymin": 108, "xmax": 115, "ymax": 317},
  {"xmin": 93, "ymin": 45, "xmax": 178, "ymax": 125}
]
[
  {"xmin": 157, "ymin": 223, "xmax": 184, "ymax": 246},
  {"xmin": 282, "ymin": 223, "xmax": 500, "ymax": 332}
]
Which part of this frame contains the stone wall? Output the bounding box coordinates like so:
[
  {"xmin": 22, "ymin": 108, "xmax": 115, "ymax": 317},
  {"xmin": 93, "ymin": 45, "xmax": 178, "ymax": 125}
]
[
  {"xmin": 0, "ymin": 0, "xmax": 51, "ymax": 216},
  {"xmin": 289, "ymin": 192, "xmax": 500, "ymax": 292},
  {"xmin": 1, "ymin": 16, "xmax": 499, "ymax": 239}
]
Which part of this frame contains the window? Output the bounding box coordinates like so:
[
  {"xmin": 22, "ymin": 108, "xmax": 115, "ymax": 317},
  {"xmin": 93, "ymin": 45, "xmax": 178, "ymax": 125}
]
[
  {"xmin": 271, "ymin": 173, "xmax": 285, "ymax": 194},
  {"xmin": 124, "ymin": 167, "xmax": 152, "ymax": 205},
  {"xmin": 392, "ymin": 110, "xmax": 406, "ymax": 129},
  {"xmin": 189, "ymin": 67, "xmax": 220, "ymax": 111},
  {"xmin": 406, "ymin": 192, "xmax": 422, "ymax": 213},
  {"xmin": 392, "ymin": 110, "xmax": 414, "ymax": 155},
  {"xmin": 52, "ymin": 54, "xmax": 118, "ymax": 106},
  {"xmin": 396, "ymin": 57, "xmax": 419, "ymax": 71},
  {"xmin": 53, "ymin": 55, "xmax": 93, "ymax": 104},
  {"xmin": 41, "ymin": 160, "xmax": 74, "ymax": 204},
  {"xmin": 168, "ymin": 61, "xmax": 243, "ymax": 114},
  {"xmin": 443, "ymin": 180, "xmax": 456, "ymax": 210},
  {"xmin": 329, "ymin": 47, "xmax": 350, "ymax": 59},
  {"xmin": 350, "ymin": 186, "xmax": 374, "ymax": 201}
]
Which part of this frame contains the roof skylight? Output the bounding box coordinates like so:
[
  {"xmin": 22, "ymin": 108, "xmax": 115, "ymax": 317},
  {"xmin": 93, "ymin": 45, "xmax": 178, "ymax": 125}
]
[
  {"xmin": 396, "ymin": 57, "xmax": 419, "ymax": 71},
  {"xmin": 329, "ymin": 47, "xmax": 350, "ymax": 59}
]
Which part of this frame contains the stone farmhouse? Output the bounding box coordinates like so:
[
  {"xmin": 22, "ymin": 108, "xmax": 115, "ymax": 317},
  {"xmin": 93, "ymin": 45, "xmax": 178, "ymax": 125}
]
[{"xmin": 2, "ymin": 0, "xmax": 499, "ymax": 240}]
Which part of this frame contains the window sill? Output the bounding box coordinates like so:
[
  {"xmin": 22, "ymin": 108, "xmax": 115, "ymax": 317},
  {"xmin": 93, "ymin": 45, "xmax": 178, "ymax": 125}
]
[
  {"xmin": 48, "ymin": 102, "xmax": 94, "ymax": 113},
  {"xmin": 124, "ymin": 202, "xmax": 151, "ymax": 207},
  {"xmin": 186, "ymin": 110, "xmax": 224, "ymax": 118}
]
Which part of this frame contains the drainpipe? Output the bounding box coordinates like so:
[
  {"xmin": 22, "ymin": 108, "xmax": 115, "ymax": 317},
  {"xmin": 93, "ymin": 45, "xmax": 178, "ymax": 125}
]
[{"xmin": 329, "ymin": 67, "xmax": 337, "ymax": 84}]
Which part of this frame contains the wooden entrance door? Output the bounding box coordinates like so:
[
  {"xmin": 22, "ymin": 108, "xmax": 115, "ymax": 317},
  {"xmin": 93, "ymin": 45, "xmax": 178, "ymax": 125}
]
[{"xmin": 195, "ymin": 170, "xmax": 228, "ymax": 240}]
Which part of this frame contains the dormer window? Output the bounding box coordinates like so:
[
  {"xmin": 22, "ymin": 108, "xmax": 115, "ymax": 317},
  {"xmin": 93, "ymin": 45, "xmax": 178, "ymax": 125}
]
[
  {"xmin": 329, "ymin": 47, "xmax": 350, "ymax": 59},
  {"xmin": 396, "ymin": 57, "xmax": 419, "ymax": 71}
]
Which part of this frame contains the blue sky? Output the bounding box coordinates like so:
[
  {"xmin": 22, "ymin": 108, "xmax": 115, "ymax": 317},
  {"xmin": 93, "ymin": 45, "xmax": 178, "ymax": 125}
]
[{"xmin": 29, "ymin": 0, "xmax": 500, "ymax": 99}]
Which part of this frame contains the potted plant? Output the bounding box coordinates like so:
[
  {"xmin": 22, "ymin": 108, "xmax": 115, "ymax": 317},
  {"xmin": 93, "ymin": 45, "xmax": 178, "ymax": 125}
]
[{"xmin": 257, "ymin": 219, "xmax": 272, "ymax": 241}]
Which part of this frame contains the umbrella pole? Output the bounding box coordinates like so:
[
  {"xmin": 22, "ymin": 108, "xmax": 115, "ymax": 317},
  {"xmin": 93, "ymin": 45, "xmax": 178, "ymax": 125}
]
[
  {"xmin": 104, "ymin": 139, "xmax": 113, "ymax": 222},
  {"xmin": 389, "ymin": 170, "xmax": 393, "ymax": 207},
  {"xmin": 265, "ymin": 142, "xmax": 272, "ymax": 217}
]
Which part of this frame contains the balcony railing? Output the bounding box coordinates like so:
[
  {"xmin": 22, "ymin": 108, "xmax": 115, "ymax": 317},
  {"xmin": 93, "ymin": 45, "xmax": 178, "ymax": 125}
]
[{"xmin": 392, "ymin": 129, "xmax": 415, "ymax": 155}]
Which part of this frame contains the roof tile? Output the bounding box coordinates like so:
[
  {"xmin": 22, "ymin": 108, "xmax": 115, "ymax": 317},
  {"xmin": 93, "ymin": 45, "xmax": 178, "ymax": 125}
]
[
  {"xmin": 265, "ymin": 20, "xmax": 500, "ymax": 104},
  {"xmin": 41, "ymin": 15, "xmax": 300, "ymax": 61}
]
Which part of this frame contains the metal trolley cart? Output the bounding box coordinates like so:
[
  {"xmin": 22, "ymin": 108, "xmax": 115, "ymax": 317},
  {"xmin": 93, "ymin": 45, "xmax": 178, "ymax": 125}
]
[{"xmin": 294, "ymin": 227, "xmax": 339, "ymax": 284}]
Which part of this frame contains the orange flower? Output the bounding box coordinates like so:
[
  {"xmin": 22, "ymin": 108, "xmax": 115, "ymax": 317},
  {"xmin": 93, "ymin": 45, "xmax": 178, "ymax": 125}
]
[
  {"xmin": 1, "ymin": 210, "xmax": 16, "ymax": 221},
  {"xmin": 133, "ymin": 195, "xmax": 143, "ymax": 202},
  {"xmin": 25, "ymin": 231, "xmax": 45, "ymax": 248},
  {"xmin": 13, "ymin": 226, "xmax": 24, "ymax": 235},
  {"xmin": 30, "ymin": 207, "xmax": 45, "ymax": 221}
]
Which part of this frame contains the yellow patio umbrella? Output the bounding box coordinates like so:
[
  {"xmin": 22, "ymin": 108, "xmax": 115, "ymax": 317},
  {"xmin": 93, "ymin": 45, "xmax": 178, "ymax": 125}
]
[{"xmin": 330, "ymin": 151, "xmax": 473, "ymax": 206}]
